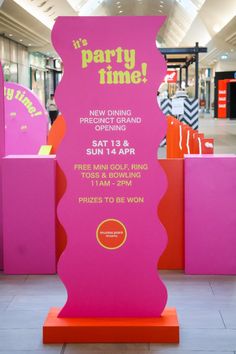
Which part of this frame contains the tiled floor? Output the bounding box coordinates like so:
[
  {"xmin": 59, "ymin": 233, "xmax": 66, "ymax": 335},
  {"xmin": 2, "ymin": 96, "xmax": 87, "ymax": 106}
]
[
  {"xmin": 1, "ymin": 272, "xmax": 236, "ymax": 353},
  {"xmin": 1, "ymin": 116, "xmax": 236, "ymax": 354},
  {"xmin": 199, "ymin": 115, "xmax": 236, "ymax": 154}
]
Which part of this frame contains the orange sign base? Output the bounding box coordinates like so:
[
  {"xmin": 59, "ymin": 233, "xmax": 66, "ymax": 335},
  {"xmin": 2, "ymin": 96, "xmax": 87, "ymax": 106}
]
[{"xmin": 43, "ymin": 307, "xmax": 179, "ymax": 344}]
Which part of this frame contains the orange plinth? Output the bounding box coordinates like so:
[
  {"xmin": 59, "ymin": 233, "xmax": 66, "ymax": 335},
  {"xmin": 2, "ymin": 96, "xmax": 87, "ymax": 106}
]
[
  {"xmin": 159, "ymin": 159, "xmax": 184, "ymax": 270},
  {"xmin": 43, "ymin": 307, "xmax": 179, "ymax": 344},
  {"xmin": 47, "ymin": 116, "xmax": 67, "ymax": 261},
  {"xmin": 47, "ymin": 115, "xmax": 66, "ymax": 154}
]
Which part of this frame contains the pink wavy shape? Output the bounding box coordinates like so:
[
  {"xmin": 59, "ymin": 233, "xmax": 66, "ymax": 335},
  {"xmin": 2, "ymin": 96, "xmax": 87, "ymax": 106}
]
[{"xmin": 52, "ymin": 16, "xmax": 168, "ymax": 318}]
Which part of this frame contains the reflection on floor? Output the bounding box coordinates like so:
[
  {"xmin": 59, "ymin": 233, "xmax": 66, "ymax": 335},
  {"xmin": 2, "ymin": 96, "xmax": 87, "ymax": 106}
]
[
  {"xmin": 199, "ymin": 116, "xmax": 236, "ymax": 154},
  {"xmin": 1, "ymin": 116, "xmax": 236, "ymax": 353}
]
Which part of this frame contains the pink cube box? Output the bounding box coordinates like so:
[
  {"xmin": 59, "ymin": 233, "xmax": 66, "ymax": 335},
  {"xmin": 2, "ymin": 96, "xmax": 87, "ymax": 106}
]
[
  {"xmin": 185, "ymin": 155, "xmax": 236, "ymax": 275},
  {"xmin": 2, "ymin": 155, "xmax": 56, "ymax": 274}
]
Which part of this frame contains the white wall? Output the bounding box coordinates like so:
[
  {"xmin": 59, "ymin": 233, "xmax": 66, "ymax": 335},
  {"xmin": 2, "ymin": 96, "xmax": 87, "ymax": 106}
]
[{"xmin": 214, "ymin": 61, "xmax": 236, "ymax": 73}]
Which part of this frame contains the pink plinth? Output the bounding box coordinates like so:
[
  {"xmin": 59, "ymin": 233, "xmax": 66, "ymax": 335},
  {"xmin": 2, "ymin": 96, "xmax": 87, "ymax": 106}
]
[
  {"xmin": 185, "ymin": 155, "xmax": 236, "ymax": 275},
  {"xmin": 2, "ymin": 155, "xmax": 56, "ymax": 274}
]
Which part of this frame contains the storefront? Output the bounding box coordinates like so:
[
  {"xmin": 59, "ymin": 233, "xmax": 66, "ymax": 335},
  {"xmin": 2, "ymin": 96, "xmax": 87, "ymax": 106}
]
[
  {"xmin": 29, "ymin": 52, "xmax": 47, "ymax": 105},
  {"xmin": 199, "ymin": 68, "xmax": 212, "ymax": 114},
  {"xmin": 214, "ymin": 70, "xmax": 236, "ymax": 119},
  {"xmin": 158, "ymin": 43, "xmax": 207, "ymax": 130},
  {"xmin": 45, "ymin": 58, "xmax": 63, "ymax": 104},
  {"xmin": 0, "ymin": 35, "xmax": 29, "ymax": 86}
]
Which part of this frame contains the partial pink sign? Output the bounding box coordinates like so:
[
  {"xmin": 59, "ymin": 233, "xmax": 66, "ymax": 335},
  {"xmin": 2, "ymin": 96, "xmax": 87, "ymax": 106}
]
[
  {"xmin": 0, "ymin": 63, "xmax": 5, "ymax": 269},
  {"xmin": 53, "ymin": 16, "xmax": 167, "ymax": 318},
  {"xmin": 5, "ymin": 82, "xmax": 49, "ymax": 155}
]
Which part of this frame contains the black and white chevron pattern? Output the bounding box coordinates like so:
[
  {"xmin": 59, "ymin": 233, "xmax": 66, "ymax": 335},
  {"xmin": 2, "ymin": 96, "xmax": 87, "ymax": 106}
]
[
  {"xmin": 159, "ymin": 98, "xmax": 172, "ymax": 116},
  {"xmin": 159, "ymin": 98, "xmax": 199, "ymax": 129},
  {"xmin": 159, "ymin": 137, "xmax": 166, "ymax": 147},
  {"xmin": 159, "ymin": 99, "xmax": 172, "ymax": 147},
  {"xmin": 158, "ymin": 98, "xmax": 199, "ymax": 147},
  {"xmin": 180, "ymin": 99, "xmax": 199, "ymax": 130}
]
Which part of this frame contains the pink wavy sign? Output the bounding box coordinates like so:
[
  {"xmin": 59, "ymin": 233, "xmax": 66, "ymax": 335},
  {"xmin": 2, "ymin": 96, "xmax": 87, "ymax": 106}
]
[
  {"xmin": 0, "ymin": 63, "xmax": 5, "ymax": 269},
  {"xmin": 52, "ymin": 16, "xmax": 167, "ymax": 318}
]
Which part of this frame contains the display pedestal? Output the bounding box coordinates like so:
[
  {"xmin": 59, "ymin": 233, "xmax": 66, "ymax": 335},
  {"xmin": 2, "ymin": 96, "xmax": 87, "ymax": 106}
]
[
  {"xmin": 43, "ymin": 307, "xmax": 179, "ymax": 343},
  {"xmin": 185, "ymin": 155, "xmax": 236, "ymax": 274},
  {"xmin": 2, "ymin": 155, "xmax": 56, "ymax": 274}
]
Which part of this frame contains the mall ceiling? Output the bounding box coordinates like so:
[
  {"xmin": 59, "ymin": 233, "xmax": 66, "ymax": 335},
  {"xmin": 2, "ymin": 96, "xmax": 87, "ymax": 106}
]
[{"xmin": 0, "ymin": 0, "xmax": 235, "ymax": 66}]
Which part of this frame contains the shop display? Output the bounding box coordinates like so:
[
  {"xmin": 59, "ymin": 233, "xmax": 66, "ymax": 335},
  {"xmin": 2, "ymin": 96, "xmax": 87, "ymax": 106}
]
[
  {"xmin": 166, "ymin": 115, "xmax": 214, "ymax": 158},
  {"xmin": 172, "ymin": 98, "xmax": 184, "ymax": 115},
  {"xmin": 164, "ymin": 70, "xmax": 177, "ymax": 83},
  {"xmin": 159, "ymin": 98, "xmax": 199, "ymax": 130},
  {"xmin": 216, "ymin": 75, "xmax": 236, "ymax": 119},
  {"xmin": 218, "ymin": 79, "xmax": 228, "ymax": 118},
  {"xmin": 227, "ymin": 82, "xmax": 236, "ymax": 119}
]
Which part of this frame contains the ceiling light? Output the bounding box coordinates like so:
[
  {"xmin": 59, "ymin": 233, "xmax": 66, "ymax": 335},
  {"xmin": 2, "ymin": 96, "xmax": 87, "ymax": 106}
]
[
  {"xmin": 230, "ymin": 49, "xmax": 234, "ymax": 52},
  {"xmin": 160, "ymin": 4, "xmax": 163, "ymax": 7},
  {"xmin": 38, "ymin": 1, "xmax": 47, "ymax": 8},
  {"xmin": 9, "ymin": 34, "xmax": 13, "ymax": 37},
  {"xmin": 221, "ymin": 54, "xmax": 228, "ymax": 60},
  {"xmin": 67, "ymin": 0, "xmax": 105, "ymax": 14},
  {"xmin": 12, "ymin": 0, "xmax": 54, "ymax": 29},
  {"xmin": 116, "ymin": 1, "xmax": 120, "ymax": 3},
  {"xmin": 119, "ymin": 10, "xmax": 123, "ymax": 13},
  {"xmin": 44, "ymin": 6, "xmax": 53, "ymax": 13},
  {"xmin": 19, "ymin": 39, "xmax": 23, "ymax": 42},
  {"xmin": 28, "ymin": 43, "xmax": 32, "ymax": 46},
  {"xmin": 213, "ymin": 24, "xmax": 220, "ymax": 33},
  {"xmin": 118, "ymin": 5, "xmax": 121, "ymax": 8},
  {"xmin": 158, "ymin": 9, "xmax": 162, "ymax": 12}
]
